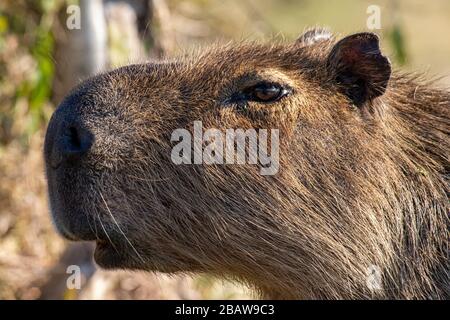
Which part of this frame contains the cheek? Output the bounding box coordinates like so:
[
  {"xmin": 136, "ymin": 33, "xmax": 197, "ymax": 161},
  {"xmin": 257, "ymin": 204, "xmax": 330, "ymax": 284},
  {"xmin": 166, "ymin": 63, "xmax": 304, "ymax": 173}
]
[
  {"xmin": 218, "ymin": 101, "xmax": 301, "ymax": 133},
  {"xmin": 258, "ymin": 98, "xmax": 301, "ymax": 136}
]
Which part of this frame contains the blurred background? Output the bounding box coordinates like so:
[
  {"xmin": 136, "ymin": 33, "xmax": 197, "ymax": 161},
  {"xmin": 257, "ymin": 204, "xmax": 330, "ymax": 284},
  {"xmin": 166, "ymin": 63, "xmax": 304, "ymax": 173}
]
[{"xmin": 0, "ymin": 0, "xmax": 449, "ymax": 300}]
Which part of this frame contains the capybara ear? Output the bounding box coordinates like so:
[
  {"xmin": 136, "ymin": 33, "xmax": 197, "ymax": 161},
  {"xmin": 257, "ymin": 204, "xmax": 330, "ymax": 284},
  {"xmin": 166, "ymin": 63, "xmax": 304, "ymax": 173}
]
[
  {"xmin": 297, "ymin": 27, "xmax": 332, "ymax": 45},
  {"xmin": 327, "ymin": 32, "xmax": 391, "ymax": 107}
]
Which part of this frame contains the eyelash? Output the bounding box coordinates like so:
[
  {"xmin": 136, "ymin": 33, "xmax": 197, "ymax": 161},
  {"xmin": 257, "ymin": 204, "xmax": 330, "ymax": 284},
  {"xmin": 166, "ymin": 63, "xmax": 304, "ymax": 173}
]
[{"xmin": 229, "ymin": 82, "xmax": 291, "ymax": 105}]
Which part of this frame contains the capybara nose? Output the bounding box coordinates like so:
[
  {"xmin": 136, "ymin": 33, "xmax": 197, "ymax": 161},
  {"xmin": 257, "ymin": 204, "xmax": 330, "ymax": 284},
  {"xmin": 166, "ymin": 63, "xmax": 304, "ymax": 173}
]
[
  {"xmin": 60, "ymin": 124, "xmax": 93, "ymax": 160},
  {"xmin": 46, "ymin": 118, "xmax": 94, "ymax": 169}
]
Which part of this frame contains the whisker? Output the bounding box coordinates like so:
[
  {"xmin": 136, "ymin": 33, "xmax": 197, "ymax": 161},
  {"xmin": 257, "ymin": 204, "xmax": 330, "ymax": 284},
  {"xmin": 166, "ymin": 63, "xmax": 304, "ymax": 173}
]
[
  {"xmin": 86, "ymin": 198, "xmax": 100, "ymax": 240},
  {"xmin": 126, "ymin": 174, "xmax": 173, "ymax": 183},
  {"xmin": 99, "ymin": 191, "xmax": 146, "ymax": 264},
  {"xmin": 95, "ymin": 207, "xmax": 120, "ymax": 253}
]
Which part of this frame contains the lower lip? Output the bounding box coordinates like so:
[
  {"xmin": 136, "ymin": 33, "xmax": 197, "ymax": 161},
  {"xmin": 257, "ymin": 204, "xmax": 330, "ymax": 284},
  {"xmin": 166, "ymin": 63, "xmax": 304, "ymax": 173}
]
[
  {"xmin": 93, "ymin": 239, "xmax": 129, "ymax": 269},
  {"xmin": 95, "ymin": 240, "xmax": 110, "ymax": 251},
  {"xmin": 94, "ymin": 241, "xmax": 112, "ymax": 264}
]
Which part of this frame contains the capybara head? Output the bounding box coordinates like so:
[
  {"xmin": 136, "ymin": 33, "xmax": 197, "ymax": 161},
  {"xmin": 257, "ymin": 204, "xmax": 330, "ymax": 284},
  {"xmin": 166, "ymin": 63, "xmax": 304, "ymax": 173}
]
[{"xmin": 44, "ymin": 29, "xmax": 449, "ymax": 299}]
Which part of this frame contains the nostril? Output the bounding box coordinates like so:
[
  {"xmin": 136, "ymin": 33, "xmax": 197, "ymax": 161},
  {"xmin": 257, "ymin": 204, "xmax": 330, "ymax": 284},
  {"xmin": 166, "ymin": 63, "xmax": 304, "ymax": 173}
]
[
  {"xmin": 61, "ymin": 124, "xmax": 93, "ymax": 159},
  {"xmin": 67, "ymin": 126, "xmax": 82, "ymax": 150}
]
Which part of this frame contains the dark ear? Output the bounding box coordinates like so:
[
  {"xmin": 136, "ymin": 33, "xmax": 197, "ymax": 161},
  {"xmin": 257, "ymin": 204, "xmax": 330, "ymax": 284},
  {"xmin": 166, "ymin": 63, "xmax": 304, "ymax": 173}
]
[
  {"xmin": 297, "ymin": 27, "xmax": 332, "ymax": 45},
  {"xmin": 327, "ymin": 33, "xmax": 391, "ymax": 107}
]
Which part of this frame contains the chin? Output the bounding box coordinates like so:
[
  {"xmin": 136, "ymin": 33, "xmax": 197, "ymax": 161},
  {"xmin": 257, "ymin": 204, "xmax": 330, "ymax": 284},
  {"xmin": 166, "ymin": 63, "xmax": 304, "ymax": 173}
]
[
  {"xmin": 92, "ymin": 241, "xmax": 130, "ymax": 269},
  {"xmin": 91, "ymin": 238, "xmax": 180, "ymax": 273}
]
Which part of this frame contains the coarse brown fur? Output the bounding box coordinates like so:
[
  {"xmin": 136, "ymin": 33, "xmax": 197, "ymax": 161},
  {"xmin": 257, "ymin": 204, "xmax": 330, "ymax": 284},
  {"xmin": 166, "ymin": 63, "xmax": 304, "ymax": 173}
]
[{"xmin": 44, "ymin": 29, "xmax": 449, "ymax": 299}]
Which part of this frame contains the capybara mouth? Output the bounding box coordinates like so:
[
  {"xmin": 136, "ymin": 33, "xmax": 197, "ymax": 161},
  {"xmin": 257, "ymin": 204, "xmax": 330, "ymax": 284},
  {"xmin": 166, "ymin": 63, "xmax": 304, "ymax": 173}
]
[
  {"xmin": 93, "ymin": 236, "xmax": 147, "ymax": 270},
  {"xmin": 94, "ymin": 240, "xmax": 125, "ymax": 269}
]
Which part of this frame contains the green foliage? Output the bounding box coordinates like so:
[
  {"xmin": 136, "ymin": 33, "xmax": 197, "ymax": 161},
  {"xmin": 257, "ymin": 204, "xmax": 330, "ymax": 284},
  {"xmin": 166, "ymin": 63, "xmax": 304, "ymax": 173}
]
[
  {"xmin": 23, "ymin": 26, "xmax": 55, "ymax": 136},
  {"xmin": 0, "ymin": 0, "xmax": 63, "ymax": 145},
  {"xmin": 388, "ymin": 24, "xmax": 407, "ymax": 66}
]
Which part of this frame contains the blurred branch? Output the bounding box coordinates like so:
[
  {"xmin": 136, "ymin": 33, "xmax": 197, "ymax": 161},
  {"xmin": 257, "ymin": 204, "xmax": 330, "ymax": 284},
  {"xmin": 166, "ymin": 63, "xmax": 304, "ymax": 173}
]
[{"xmin": 52, "ymin": 0, "xmax": 107, "ymax": 104}]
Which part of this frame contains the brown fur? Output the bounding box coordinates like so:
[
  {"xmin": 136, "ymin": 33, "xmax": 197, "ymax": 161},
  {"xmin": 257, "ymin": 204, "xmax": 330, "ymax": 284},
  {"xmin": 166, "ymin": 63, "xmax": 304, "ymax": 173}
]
[{"xmin": 44, "ymin": 30, "xmax": 449, "ymax": 299}]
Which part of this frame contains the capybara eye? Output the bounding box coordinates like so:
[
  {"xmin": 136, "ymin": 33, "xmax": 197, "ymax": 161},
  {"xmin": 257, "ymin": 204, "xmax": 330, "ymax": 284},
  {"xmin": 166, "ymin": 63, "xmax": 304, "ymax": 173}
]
[{"xmin": 244, "ymin": 82, "xmax": 290, "ymax": 103}]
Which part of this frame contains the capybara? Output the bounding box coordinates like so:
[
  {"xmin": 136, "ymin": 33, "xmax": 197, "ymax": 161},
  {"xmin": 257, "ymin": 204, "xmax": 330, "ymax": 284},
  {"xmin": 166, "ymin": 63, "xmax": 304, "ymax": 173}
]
[{"xmin": 44, "ymin": 29, "xmax": 449, "ymax": 299}]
